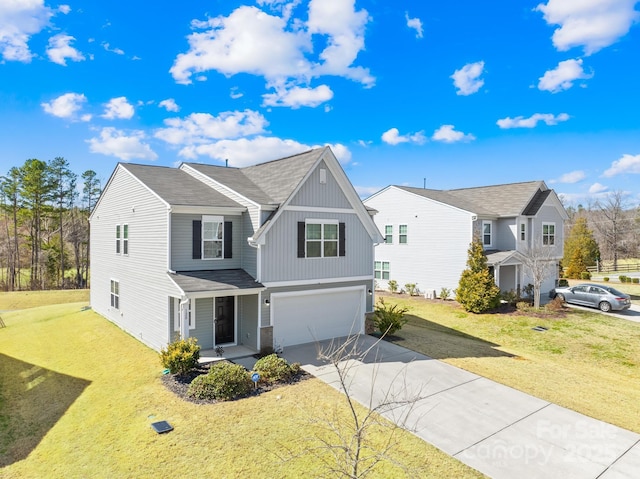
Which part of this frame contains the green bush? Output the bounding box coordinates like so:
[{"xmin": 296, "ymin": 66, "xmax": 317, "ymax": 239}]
[
  {"xmin": 404, "ymin": 283, "xmax": 417, "ymax": 296},
  {"xmin": 373, "ymin": 298, "xmax": 409, "ymax": 336},
  {"xmin": 187, "ymin": 361, "xmax": 252, "ymax": 401},
  {"xmin": 160, "ymin": 337, "xmax": 200, "ymax": 376},
  {"xmin": 558, "ymin": 279, "xmax": 569, "ymax": 287},
  {"xmin": 580, "ymin": 271, "xmax": 591, "ymax": 280},
  {"xmin": 253, "ymin": 354, "xmax": 300, "ymax": 384},
  {"xmin": 501, "ymin": 289, "xmax": 518, "ymax": 305},
  {"xmin": 522, "ymin": 284, "xmax": 534, "ymax": 298},
  {"xmin": 604, "ymin": 277, "xmax": 609, "ymax": 282},
  {"xmin": 456, "ymin": 269, "xmax": 500, "ymax": 313},
  {"xmin": 439, "ymin": 287, "xmax": 451, "ymax": 300},
  {"xmin": 516, "ymin": 301, "xmax": 531, "ymax": 312},
  {"xmin": 388, "ymin": 279, "xmax": 398, "ymax": 293},
  {"xmin": 633, "ymin": 278, "xmax": 639, "ymax": 284}
]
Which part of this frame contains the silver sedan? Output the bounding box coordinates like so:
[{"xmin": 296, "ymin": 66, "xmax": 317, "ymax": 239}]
[{"xmin": 549, "ymin": 283, "xmax": 632, "ymax": 312}]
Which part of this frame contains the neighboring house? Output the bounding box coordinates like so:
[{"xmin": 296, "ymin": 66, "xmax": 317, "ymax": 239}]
[
  {"xmin": 363, "ymin": 181, "xmax": 568, "ymax": 297},
  {"xmin": 90, "ymin": 147, "xmax": 383, "ymax": 353}
]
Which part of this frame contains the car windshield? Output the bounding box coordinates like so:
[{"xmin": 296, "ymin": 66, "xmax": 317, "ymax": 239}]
[{"xmin": 602, "ymin": 286, "xmax": 626, "ymax": 296}]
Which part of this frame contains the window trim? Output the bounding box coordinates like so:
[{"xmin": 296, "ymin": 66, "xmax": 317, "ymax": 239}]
[
  {"xmin": 542, "ymin": 222, "xmax": 556, "ymax": 246},
  {"xmin": 305, "ymin": 219, "xmax": 339, "ymax": 258},
  {"xmin": 202, "ymin": 215, "xmax": 224, "ymax": 260},
  {"xmin": 122, "ymin": 224, "xmax": 129, "ymax": 255},
  {"xmin": 110, "ymin": 279, "xmax": 119, "ymax": 310},
  {"xmin": 384, "ymin": 224, "xmax": 393, "ymax": 244},
  {"xmin": 374, "ymin": 261, "xmax": 390, "ymax": 280},
  {"xmin": 115, "ymin": 225, "xmax": 121, "ymax": 254},
  {"xmin": 173, "ymin": 298, "xmax": 195, "ymax": 331},
  {"xmin": 482, "ymin": 220, "xmax": 493, "ymax": 247},
  {"xmin": 519, "ymin": 222, "xmax": 526, "ymax": 242},
  {"xmin": 399, "ymin": 224, "xmax": 408, "ymax": 244}
]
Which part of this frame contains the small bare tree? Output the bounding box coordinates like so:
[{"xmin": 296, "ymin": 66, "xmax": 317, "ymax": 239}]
[
  {"xmin": 281, "ymin": 334, "xmax": 425, "ymax": 478},
  {"xmin": 519, "ymin": 241, "xmax": 558, "ymax": 308}
]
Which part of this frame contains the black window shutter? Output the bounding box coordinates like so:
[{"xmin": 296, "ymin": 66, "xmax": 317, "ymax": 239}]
[
  {"xmin": 224, "ymin": 221, "xmax": 232, "ymax": 258},
  {"xmin": 192, "ymin": 220, "xmax": 201, "ymax": 259},
  {"xmin": 297, "ymin": 222, "xmax": 306, "ymax": 258},
  {"xmin": 339, "ymin": 222, "xmax": 346, "ymax": 257}
]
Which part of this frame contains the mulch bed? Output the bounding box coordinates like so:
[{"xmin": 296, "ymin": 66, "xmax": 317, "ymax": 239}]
[{"xmin": 160, "ymin": 360, "xmax": 311, "ymax": 405}]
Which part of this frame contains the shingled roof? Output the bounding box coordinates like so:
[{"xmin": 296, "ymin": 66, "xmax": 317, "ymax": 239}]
[{"xmin": 397, "ymin": 181, "xmax": 550, "ymax": 217}]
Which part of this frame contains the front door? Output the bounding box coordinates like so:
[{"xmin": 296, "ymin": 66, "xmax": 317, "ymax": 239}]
[{"xmin": 215, "ymin": 296, "xmax": 235, "ymax": 345}]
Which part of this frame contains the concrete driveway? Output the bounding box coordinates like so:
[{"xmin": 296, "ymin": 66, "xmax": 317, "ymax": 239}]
[
  {"xmin": 564, "ymin": 303, "xmax": 640, "ymax": 322},
  {"xmin": 281, "ymin": 335, "xmax": 640, "ymax": 479}
]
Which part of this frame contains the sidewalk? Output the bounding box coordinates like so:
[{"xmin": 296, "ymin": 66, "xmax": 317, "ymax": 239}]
[{"xmin": 280, "ymin": 335, "xmax": 640, "ymax": 479}]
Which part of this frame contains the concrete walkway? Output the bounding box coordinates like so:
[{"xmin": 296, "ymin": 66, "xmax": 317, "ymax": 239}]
[{"xmin": 280, "ymin": 335, "xmax": 640, "ymax": 479}]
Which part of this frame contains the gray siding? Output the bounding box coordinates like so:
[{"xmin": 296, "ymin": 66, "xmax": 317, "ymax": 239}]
[
  {"xmin": 239, "ymin": 295, "xmax": 259, "ymax": 349},
  {"xmin": 495, "ymin": 218, "xmax": 516, "ymax": 251},
  {"xmin": 192, "ymin": 298, "xmax": 214, "ymax": 349},
  {"xmin": 531, "ymin": 204, "xmax": 565, "ymax": 258},
  {"xmin": 260, "ymin": 209, "xmax": 373, "ymax": 282},
  {"xmin": 289, "ymin": 160, "xmax": 351, "ymax": 208},
  {"xmin": 90, "ymin": 166, "xmax": 180, "ymax": 351},
  {"xmin": 241, "ymin": 212, "xmax": 257, "ymax": 277},
  {"xmin": 171, "ymin": 213, "xmax": 243, "ymax": 271}
]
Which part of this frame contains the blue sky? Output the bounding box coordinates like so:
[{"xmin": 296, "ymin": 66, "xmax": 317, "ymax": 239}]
[{"xmin": 1, "ymin": 0, "xmax": 639, "ymax": 206}]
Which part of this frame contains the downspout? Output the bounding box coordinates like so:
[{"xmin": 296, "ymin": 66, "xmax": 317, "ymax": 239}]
[{"xmin": 167, "ymin": 207, "xmax": 172, "ymax": 272}]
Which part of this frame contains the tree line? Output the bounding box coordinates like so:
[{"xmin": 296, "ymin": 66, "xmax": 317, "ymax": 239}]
[{"xmin": 0, "ymin": 158, "xmax": 101, "ymax": 291}]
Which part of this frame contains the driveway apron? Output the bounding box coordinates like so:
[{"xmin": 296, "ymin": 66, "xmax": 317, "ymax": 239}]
[{"xmin": 281, "ymin": 335, "xmax": 640, "ymax": 479}]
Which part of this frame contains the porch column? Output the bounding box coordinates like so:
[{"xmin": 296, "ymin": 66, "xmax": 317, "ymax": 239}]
[
  {"xmin": 180, "ymin": 298, "xmax": 190, "ymax": 339},
  {"xmin": 494, "ymin": 265, "xmax": 501, "ymax": 289}
]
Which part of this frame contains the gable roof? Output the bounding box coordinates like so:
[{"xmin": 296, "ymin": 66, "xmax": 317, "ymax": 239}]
[
  {"xmin": 119, "ymin": 163, "xmax": 244, "ymax": 209},
  {"xmin": 394, "ymin": 181, "xmax": 554, "ymax": 217}
]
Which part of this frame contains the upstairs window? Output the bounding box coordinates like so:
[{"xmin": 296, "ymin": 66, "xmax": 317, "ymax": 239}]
[
  {"xmin": 384, "ymin": 225, "xmax": 393, "ymax": 244},
  {"xmin": 110, "ymin": 280, "xmax": 119, "ymax": 309},
  {"xmin": 115, "ymin": 225, "xmax": 121, "ymax": 254},
  {"xmin": 542, "ymin": 223, "xmax": 556, "ymax": 246},
  {"xmin": 203, "ymin": 216, "xmax": 223, "ymax": 259},
  {"xmin": 123, "ymin": 224, "xmax": 129, "ymax": 255},
  {"xmin": 399, "ymin": 224, "xmax": 408, "ymax": 244},
  {"xmin": 375, "ymin": 261, "xmax": 390, "ymax": 280},
  {"xmin": 520, "ymin": 223, "xmax": 526, "ymax": 241},
  {"xmin": 482, "ymin": 221, "xmax": 492, "ymax": 247},
  {"xmin": 297, "ymin": 220, "xmax": 345, "ymax": 258}
]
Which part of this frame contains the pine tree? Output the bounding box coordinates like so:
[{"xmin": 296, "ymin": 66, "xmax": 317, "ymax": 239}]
[{"xmin": 456, "ymin": 240, "xmax": 501, "ymax": 313}]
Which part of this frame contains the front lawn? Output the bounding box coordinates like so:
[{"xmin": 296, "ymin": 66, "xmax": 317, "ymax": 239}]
[
  {"xmin": 0, "ymin": 298, "xmax": 484, "ymax": 478},
  {"xmin": 379, "ymin": 293, "xmax": 640, "ymax": 433}
]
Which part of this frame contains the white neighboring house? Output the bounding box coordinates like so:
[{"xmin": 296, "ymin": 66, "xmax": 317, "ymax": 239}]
[
  {"xmin": 90, "ymin": 147, "xmax": 383, "ymax": 353},
  {"xmin": 363, "ymin": 181, "xmax": 568, "ymax": 298}
]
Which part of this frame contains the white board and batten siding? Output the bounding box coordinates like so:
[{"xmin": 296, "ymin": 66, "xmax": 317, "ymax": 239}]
[
  {"xmin": 90, "ymin": 166, "xmax": 179, "ymax": 351},
  {"xmin": 365, "ymin": 187, "xmax": 474, "ymax": 295}
]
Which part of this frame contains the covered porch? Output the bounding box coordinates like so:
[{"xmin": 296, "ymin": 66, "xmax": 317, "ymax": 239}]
[
  {"xmin": 168, "ymin": 269, "xmax": 265, "ymax": 354},
  {"xmin": 486, "ymin": 250, "xmax": 523, "ymax": 293}
]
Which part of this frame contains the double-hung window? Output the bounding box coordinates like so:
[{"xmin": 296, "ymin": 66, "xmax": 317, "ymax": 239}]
[
  {"xmin": 384, "ymin": 225, "xmax": 393, "ymax": 244},
  {"xmin": 542, "ymin": 223, "xmax": 556, "ymax": 246},
  {"xmin": 399, "ymin": 224, "xmax": 408, "ymax": 244},
  {"xmin": 122, "ymin": 224, "xmax": 129, "ymax": 255},
  {"xmin": 520, "ymin": 223, "xmax": 526, "ymax": 242},
  {"xmin": 374, "ymin": 261, "xmax": 390, "ymax": 280},
  {"xmin": 110, "ymin": 280, "xmax": 119, "ymax": 309},
  {"xmin": 115, "ymin": 225, "xmax": 121, "ymax": 254},
  {"xmin": 306, "ymin": 220, "xmax": 338, "ymax": 258},
  {"xmin": 202, "ymin": 216, "xmax": 223, "ymax": 259},
  {"xmin": 482, "ymin": 221, "xmax": 492, "ymax": 247}
]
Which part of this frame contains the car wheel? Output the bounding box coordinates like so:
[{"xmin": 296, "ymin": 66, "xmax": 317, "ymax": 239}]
[
  {"xmin": 556, "ymin": 293, "xmax": 565, "ymax": 302},
  {"xmin": 599, "ymin": 301, "xmax": 612, "ymax": 313}
]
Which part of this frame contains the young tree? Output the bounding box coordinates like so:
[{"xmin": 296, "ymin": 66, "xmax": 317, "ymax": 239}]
[
  {"xmin": 0, "ymin": 168, "xmax": 21, "ymax": 290},
  {"xmin": 592, "ymin": 191, "xmax": 632, "ymax": 270},
  {"xmin": 81, "ymin": 170, "xmax": 101, "ymax": 287},
  {"xmin": 49, "ymin": 157, "xmax": 77, "ymax": 287},
  {"xmin": 519, "ymin": 242, "xmax": 558, "ymax": 309},
  {"xmin": 456, "ymin": 240, "xmax": 500, "ymax": 313},
  {"xmin": 563, "ymin": 217, "xmax": 600, "ymax": 278}
]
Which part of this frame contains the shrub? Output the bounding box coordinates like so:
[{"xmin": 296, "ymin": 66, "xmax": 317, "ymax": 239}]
[
  {"xmin": 633, "ymin": 278, "xmax": 639, "ymax": 284},
  {"xmin": 253, "ymin": 354, "xmax": 300, "ymax": 384},
  {"xmin": 456, "ymin": 240, "xmax": 501, "ymax": 313},
  {"xmin": 545, "ymin": 296, "xmax": 565, "ymax": 312},
  {"xmin": 160, "ymin": 337, "xmax": 200, "ymax": 376},
  {"xmin": 522, "ymin": 284, "xmax": 534, "ymax": 299},
  {"xmin": 439, "ymin": 287, "xmax": 451, "ymax": 300},
  {"xmin": 372, "ymin": 298, "xmax": 409, "ymax": 336},
  {"xmin": 187, "ymin": 361, "xmax": 252, "ymax": 401},
  {"xmin": 619, "ymin": 275, "xmax": 628, "ymax": 283},
  {"xmin": 501, "ymin": 289, "xmax": 518, "ymax": 306},
  {"xmin": 404, "ymin": 283, "xmax": 417, "ymax": 296},
  {"xmin": 388, "ymin": 280, "xmax": 398, "ymax": 293},
  {"xmin": 558, "ymin": 279, "xmax": 569, "ymax": 287},
  {"xmin": 604, "ymin": 277, "xmax": 609, "ymax": 282},
  {"xmin": 516, "ymin": 301, "xmax": 531, "ymax": 312},
  {"xmin": 580, "ymin": 271, "xmax": 591, "ymax": 280}
]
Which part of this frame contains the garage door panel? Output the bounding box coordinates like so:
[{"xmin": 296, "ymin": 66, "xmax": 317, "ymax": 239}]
[{"xmin": 272, "ymin": 288, "xmax": 364, "ymax": 347}]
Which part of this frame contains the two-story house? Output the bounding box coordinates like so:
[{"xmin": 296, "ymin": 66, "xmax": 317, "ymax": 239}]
[
  {"xmin": 363, "ymin": 181, "xmax": 568, "ymax": 298},
  {"xmin": 90, "ymin": 147, "xmax": 384, "ymax": 354}
]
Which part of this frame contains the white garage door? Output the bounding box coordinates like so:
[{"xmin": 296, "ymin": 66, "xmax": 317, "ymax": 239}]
[{"xmin": 272, "ymin": 287, "xmax": 365, "ymax": 348}]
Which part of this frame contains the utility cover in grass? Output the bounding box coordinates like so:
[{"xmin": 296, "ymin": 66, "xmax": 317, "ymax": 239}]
[{"xmin": 151, "ymin": 421, "xmax": 173, "ymax": 434}]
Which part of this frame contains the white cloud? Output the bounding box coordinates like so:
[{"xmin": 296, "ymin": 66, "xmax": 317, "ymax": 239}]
[
  {"xmin": 557, "ymin": 170, "xmax": 586, "ymax": 183},
  {"xmin": 87, "ymin": 127, "xmax": 157, "ymax": 161},
  {"xmin": 102, "ymin": 97, "xmax": 135, "ymax": 120},
  {"xmin": 262, "ymin": 83, "xmax": 333, "ymax": 108},
  {"xmin": 589, "ymin": 182, "xmax": 609, "ymax": 193},
  {"xmin": 319, "ymin": 142, "xmax": 351, "ymax": 164},
  {"xmin": 58, "ymin": 5, "xmax": 71, "ymax": 15},
  {"xmin": 46, "ymin": 33, "xmax": 85, "ymax": 65},
  {"xmin": 155, "ymin": 110, "xmax": 269, "ymax": 146},
  {"xmin": 603, "ymin": 153, "xmax": 640, "ymax": 177},
  {"xmin": 170, "ymin": 1, "xmax": 374, "ymax": 95},
  {"xmin": 451, "ymin": 61, "xmax": 485, "ymax": 96},
  {"xmin": 536, "ymin": 0, "xmax": 640, "ymax": 55},
  {"xmin": 497, "ymin": 113, "xmax": 570, "ymax": 129},
  {"xmin": 159, "ymin": 98, "xmax": 180, "ymax": 112},
  {"xmin": 381, "ymin": 127, "xmax": 426, "ymax": 145},
  {"xmin": 230, "ymin": 87, "xmax": 243, "ymax": 99},
  {"xmin": 405, "ymin": 12, "xmax": 423, "ymax": 38},
  {"xmin": 0, "ymin": 0, "xmax": 53, "ymax": 62},
  {"xmin": 538, "ymin": 58, "xmax": 592, "ymax": 93},
  {"xmin": 41, "ymin": 92, "xmax": 89, "ymax": 120},
  {"xmin": 102, "ymin": 42, "xmax": 125, "ymax": 55},
  {"xmin": 432, "ymin": 125, "xmax": 475, "ymax": 143}
]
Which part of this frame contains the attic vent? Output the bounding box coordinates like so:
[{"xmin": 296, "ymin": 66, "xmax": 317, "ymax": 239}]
[{"xmin": 320, "ymin": 168, "xmax": 327, "ymax": 184}]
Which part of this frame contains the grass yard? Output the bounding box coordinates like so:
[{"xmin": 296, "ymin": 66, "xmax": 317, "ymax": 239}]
[
  {"xmin": 0, "ymin": 289, "xmax": 89, "ymax": 311},
  {"xmin": 0, "ymin": 296, "xmax": 484, "ymax": 478},
  {"xmin": 379, "ymin": 293, "xmax": 640, "ymax": 433}
]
